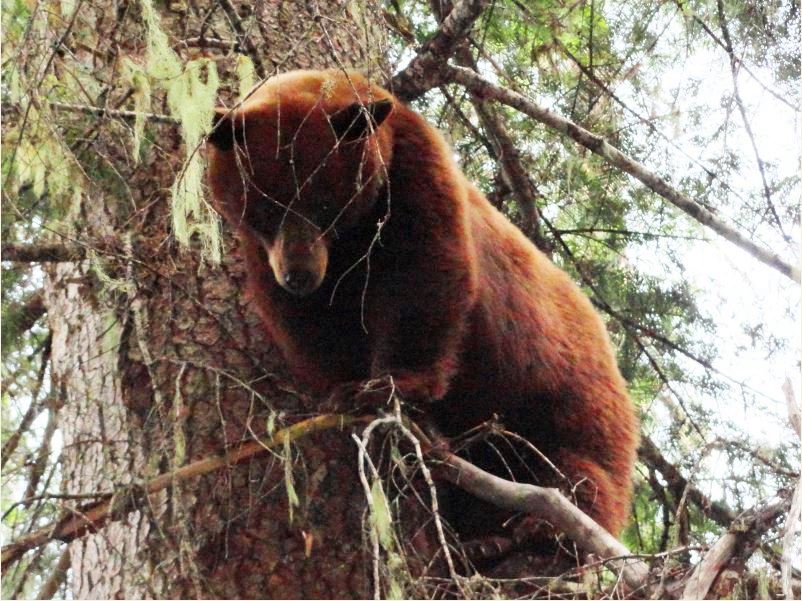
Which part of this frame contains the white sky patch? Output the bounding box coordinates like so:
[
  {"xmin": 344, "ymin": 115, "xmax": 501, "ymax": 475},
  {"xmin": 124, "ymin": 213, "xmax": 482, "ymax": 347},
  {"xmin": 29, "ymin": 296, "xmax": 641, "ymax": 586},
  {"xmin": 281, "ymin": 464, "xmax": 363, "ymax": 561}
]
[{"xmin": 616, "ymin": 19, "xmax": 800, "ymax": 450}]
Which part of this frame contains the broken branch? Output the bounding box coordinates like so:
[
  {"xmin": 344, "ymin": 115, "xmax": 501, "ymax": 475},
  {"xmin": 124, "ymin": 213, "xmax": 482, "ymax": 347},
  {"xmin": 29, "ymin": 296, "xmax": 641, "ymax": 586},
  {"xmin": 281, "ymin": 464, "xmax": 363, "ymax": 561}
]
[
  {"xmin": 679, "ymin": 491, "xmax": 792, "ymax": 599},
  {"xmin": 0, "ymin": 414, "xmax": 365, "ymax": 565}
]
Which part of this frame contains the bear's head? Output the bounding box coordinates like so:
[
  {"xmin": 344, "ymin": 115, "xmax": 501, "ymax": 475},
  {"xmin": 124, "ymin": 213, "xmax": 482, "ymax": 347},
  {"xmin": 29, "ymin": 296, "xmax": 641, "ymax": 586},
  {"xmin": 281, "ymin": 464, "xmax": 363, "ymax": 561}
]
[{"xmin": 207, "ymin": 70, "xmax": 394, "ymax": 297}]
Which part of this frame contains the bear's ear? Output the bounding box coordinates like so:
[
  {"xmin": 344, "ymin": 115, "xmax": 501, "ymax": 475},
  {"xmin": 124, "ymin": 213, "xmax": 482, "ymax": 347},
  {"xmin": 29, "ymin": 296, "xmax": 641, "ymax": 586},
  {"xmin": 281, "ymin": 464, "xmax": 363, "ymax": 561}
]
[
  {"xmin": 207, "ymin": 108, "xmax": 245, "ymax": 151},
  {"xmin": 330, "ymin": 99, "xmax": 393, "ymax": 141}
]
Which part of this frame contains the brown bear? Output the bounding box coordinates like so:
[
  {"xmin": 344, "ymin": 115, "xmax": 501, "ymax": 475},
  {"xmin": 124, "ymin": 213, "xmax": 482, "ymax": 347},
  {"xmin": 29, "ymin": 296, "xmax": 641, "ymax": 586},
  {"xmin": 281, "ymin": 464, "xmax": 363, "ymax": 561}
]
[{"xmin": 206, "ymin": 69, "xmax": 638, "ymax": 561}]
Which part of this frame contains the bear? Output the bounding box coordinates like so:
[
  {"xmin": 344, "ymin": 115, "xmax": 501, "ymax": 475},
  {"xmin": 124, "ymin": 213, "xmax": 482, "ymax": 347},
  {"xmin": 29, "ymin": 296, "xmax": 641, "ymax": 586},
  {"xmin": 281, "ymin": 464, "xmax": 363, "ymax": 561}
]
[{"xmin": 206, "ymin": 69, "xmax": 639, "ymax": 565}]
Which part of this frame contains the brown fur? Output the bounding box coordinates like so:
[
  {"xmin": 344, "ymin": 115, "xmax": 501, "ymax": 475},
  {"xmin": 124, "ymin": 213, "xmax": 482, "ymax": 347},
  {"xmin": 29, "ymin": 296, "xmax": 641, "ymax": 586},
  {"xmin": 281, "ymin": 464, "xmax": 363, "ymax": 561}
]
[{"xmin": 207, "ymin": 69, "xmax": 639, "ymax": 550}]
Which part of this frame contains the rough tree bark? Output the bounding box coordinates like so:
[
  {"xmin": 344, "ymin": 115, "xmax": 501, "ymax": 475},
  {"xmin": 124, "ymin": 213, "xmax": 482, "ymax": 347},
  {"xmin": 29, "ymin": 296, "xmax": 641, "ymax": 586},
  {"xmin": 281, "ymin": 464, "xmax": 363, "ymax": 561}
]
[{"xmin": 42, "ymin": 0, "xmax": 398, "ymax": 597}]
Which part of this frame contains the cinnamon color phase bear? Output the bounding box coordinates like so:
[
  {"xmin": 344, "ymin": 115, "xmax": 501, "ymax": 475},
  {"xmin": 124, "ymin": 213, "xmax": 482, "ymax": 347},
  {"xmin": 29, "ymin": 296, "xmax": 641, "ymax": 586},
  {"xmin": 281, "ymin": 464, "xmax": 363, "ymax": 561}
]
[{"xmin": 206, "ymin": 69, "xmax": 638, "ymax": 556}]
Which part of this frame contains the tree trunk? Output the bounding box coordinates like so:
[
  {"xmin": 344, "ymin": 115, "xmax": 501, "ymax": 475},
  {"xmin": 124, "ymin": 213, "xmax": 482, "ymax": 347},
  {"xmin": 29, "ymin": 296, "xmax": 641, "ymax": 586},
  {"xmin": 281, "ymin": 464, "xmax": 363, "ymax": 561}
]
[{"xmin": 44, "ymin": 1, "xmax": 394, "ymax": 597}]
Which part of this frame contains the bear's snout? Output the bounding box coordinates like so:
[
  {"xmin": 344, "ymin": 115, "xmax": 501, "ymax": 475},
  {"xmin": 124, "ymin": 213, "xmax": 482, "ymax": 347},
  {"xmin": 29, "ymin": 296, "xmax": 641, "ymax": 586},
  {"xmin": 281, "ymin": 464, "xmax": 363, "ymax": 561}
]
[
  {"xmin": 282, "ymin": 269, "xmax": 317, "ymax": 296},
  {"xmin": 266, "ymin": 218, "xmax": 328, "ymax": 296}
]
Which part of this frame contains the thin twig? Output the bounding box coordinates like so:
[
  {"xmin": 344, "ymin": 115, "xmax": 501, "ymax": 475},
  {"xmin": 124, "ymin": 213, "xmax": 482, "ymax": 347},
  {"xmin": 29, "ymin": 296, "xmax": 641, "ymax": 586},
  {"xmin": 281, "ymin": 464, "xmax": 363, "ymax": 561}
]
[
  {"xmin": 673, "ymin": 0, "xmax": 797, "ymax": 111},
  {"xmin": 715, "ymin": 0, "xmax": 788, "ymax": 241},
  {"xmin": 48, "ymin": 100, "xmax": 178, "ymax": 124}
]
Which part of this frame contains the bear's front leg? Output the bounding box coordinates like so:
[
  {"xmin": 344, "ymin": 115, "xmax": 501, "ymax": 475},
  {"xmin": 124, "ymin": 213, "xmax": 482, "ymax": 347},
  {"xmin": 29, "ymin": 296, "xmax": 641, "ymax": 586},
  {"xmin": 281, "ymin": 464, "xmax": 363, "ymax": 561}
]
[
  {"xmin": 364, "ymin": 244, "xmax": 478, "ymax": 405},
  {"xmin": 323, "ymin": 376, "xmax": 401, "ymax": 413}
]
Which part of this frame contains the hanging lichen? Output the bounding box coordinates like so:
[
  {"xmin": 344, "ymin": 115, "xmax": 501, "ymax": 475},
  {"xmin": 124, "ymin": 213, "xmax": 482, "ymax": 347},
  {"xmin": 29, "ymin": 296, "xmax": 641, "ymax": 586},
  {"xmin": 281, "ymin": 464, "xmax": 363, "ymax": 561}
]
[
  {"xmin": 121, "ymin": 58, "xmax": 151, "ymax": 163},
  {"xmin": 140, "ymin": 0, "xmax": 221, "ymax": 262},
  {"xmin": 10, "ymin": 103, "xmax": 81, "ymax": 204},
  {"xmin": 283, "ymin": 436, "xmax": 300, "ymax": 523},
  {"xmin": 236, "ymin": 54, "xmax": 256, "ymax": 102},
  {"xmin": 367, "ymin": 478, "xmax": 408, "ymax": 599}
]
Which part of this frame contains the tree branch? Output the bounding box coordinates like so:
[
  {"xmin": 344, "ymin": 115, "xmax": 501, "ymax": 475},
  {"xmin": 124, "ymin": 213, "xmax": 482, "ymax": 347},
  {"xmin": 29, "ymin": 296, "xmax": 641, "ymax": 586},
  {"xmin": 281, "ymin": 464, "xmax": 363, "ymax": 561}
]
[
  {"xmin": 217, "ymin": 0, "xmax": 266, "ymax": 79},
  {"xmin": 673, "ymin": 0, "xmax": 797, "ymax": 111},
  {"xmin": 441, "ymin": 64, "xmax": 801, "ymax": 283},
  {"xmin": 679, "ymin": 490, "xmax": 793, "ymax": 599},
  {"xmin": 0, "ymin": 414, "xmax": 366, "ymax": 566},
  {"xmin": 424, "ymin": 0, "xmax": 546, "ymax": 249},
  {"xmin": 390, "ymin": 0, "xmax": 490, "ymax": 100},
  {"xmin": 4, "ymin": 406, "xmax": 787, "ymax": 600},
  {"xmin": 782, "ymin": 379, "xmax": 801, "ymax": 600},
  {"xmin": 1, "ymin": 243, "xmax": 88, "ymax": 262},
  {"xmin": 431, "ymin": 449, "xmax": 652, "ymax": 593},
  {"xmin": 715, "ymin": 0, "xmax": 788, "ymax": 241},
  {"xmin": 35, "ymin": 547, "xmax": 70, "ymax": 600},
  {"xmin": 4, "ymin": 409, "xmax": 652, "ymax": 593},
  {"xmin": 4, "ymin": 100, "xmax": 178, "ymax": 125},
  {"xmin": 1, "ymin": 336, "xmax": 51, "ymax": 467},
  {"xmin": 638, "ymin": 435, "xmax": 736, "ymax": 527},
  {"xmin": 50, "ymin": 101, "xmax": 178, "ymax": 124},
  {"xmin": 13, "ymin": 293, "xmax": 46, "ymax": 335}
]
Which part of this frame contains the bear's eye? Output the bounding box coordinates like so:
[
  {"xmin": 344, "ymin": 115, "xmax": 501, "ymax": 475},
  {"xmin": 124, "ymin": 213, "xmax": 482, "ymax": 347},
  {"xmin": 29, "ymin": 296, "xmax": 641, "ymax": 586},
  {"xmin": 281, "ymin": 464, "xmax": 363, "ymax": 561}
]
[
  {"xmin": 247, "ymin": 200, "xmax": 285, "ymax": 235},
  {"xmin": 317, "ymin": 198, "xmax": 341, "ymax": 224}
]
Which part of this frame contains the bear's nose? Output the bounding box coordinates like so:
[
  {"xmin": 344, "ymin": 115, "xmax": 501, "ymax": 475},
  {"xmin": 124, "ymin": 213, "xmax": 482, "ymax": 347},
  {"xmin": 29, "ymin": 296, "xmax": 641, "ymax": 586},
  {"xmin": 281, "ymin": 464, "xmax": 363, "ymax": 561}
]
[{"xmin": 283, "ymin": 269, "xmax": 315, "ymax": 296}]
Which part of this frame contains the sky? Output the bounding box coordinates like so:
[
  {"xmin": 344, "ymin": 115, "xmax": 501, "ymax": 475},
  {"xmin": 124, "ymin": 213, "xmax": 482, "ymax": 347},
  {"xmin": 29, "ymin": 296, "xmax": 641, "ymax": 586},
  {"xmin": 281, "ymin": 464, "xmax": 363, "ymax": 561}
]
[{"xmin": 633, "ymin": 25, "xmax": 800, "ymax": 448}]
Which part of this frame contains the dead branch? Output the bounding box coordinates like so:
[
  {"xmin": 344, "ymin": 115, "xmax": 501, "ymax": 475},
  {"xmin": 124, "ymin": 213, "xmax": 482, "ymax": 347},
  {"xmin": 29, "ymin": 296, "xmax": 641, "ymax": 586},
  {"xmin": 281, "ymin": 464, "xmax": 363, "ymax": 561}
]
[
  {"xmin": 679, "ymin": 491, "xmax": 793, "ymax": 599},
  {"xmin": 217, "ymin": 0, "xmax": 266, "ymax": 78},
  {"xmin": 784, "ymin": 481, "xmax": 802, "ymax": 600},
  {"xmin": 1, "ymin": 243, "xmax": 88, "ymax": 262},
  {"xmin": 2, "ymin": 336, "xmax": 51, "ymax": 467},
  {"xmin": 49, "ymin": 101, "xmax": 178, "ymax": 124},
  {"xmin": 1, "ymin": 398, "xmax": 45, "ymax": 468},
  {"xmin": 4, "ymin": 101, "xmax": 177, "ymax": 125},
  {"xmin": 4, "ymin": 409, "xmax": 652, "ymax": 591},
  {"xmin": 390, "ymin": 0, "xmax": 490, "ymax": 100},
  {"xmin": 782, "ymin": 379, "xmax": 801, "ymax": 600},
  {"xmin": 441, "ymin": 63, "xmax": 801, "ymax": 283},
  {"xmin": 0, "ymin": 414, "xmax": 366, "ymax": 566},
  {"xmin": 639, "ymin": 435, "xmax": 736, "ymax": 527},
  {"xmin": 431, "ymin": 448, "xmax": 652, "ymax": 594},
  {"xmin": 2, "ymin": 407, "xmax": 791, "ymax": 600},
  {"xmin": 24, "ymin": 399, "xmax": 61, "ymax": 503}
]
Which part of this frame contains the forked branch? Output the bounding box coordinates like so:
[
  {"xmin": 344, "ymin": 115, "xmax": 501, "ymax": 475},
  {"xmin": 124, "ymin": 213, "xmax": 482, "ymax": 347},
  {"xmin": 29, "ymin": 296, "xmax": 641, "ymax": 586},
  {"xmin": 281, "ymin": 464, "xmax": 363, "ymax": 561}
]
[{"xmin": 390, "ymin": 0, "xmax": 490, "ymax": 100}]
